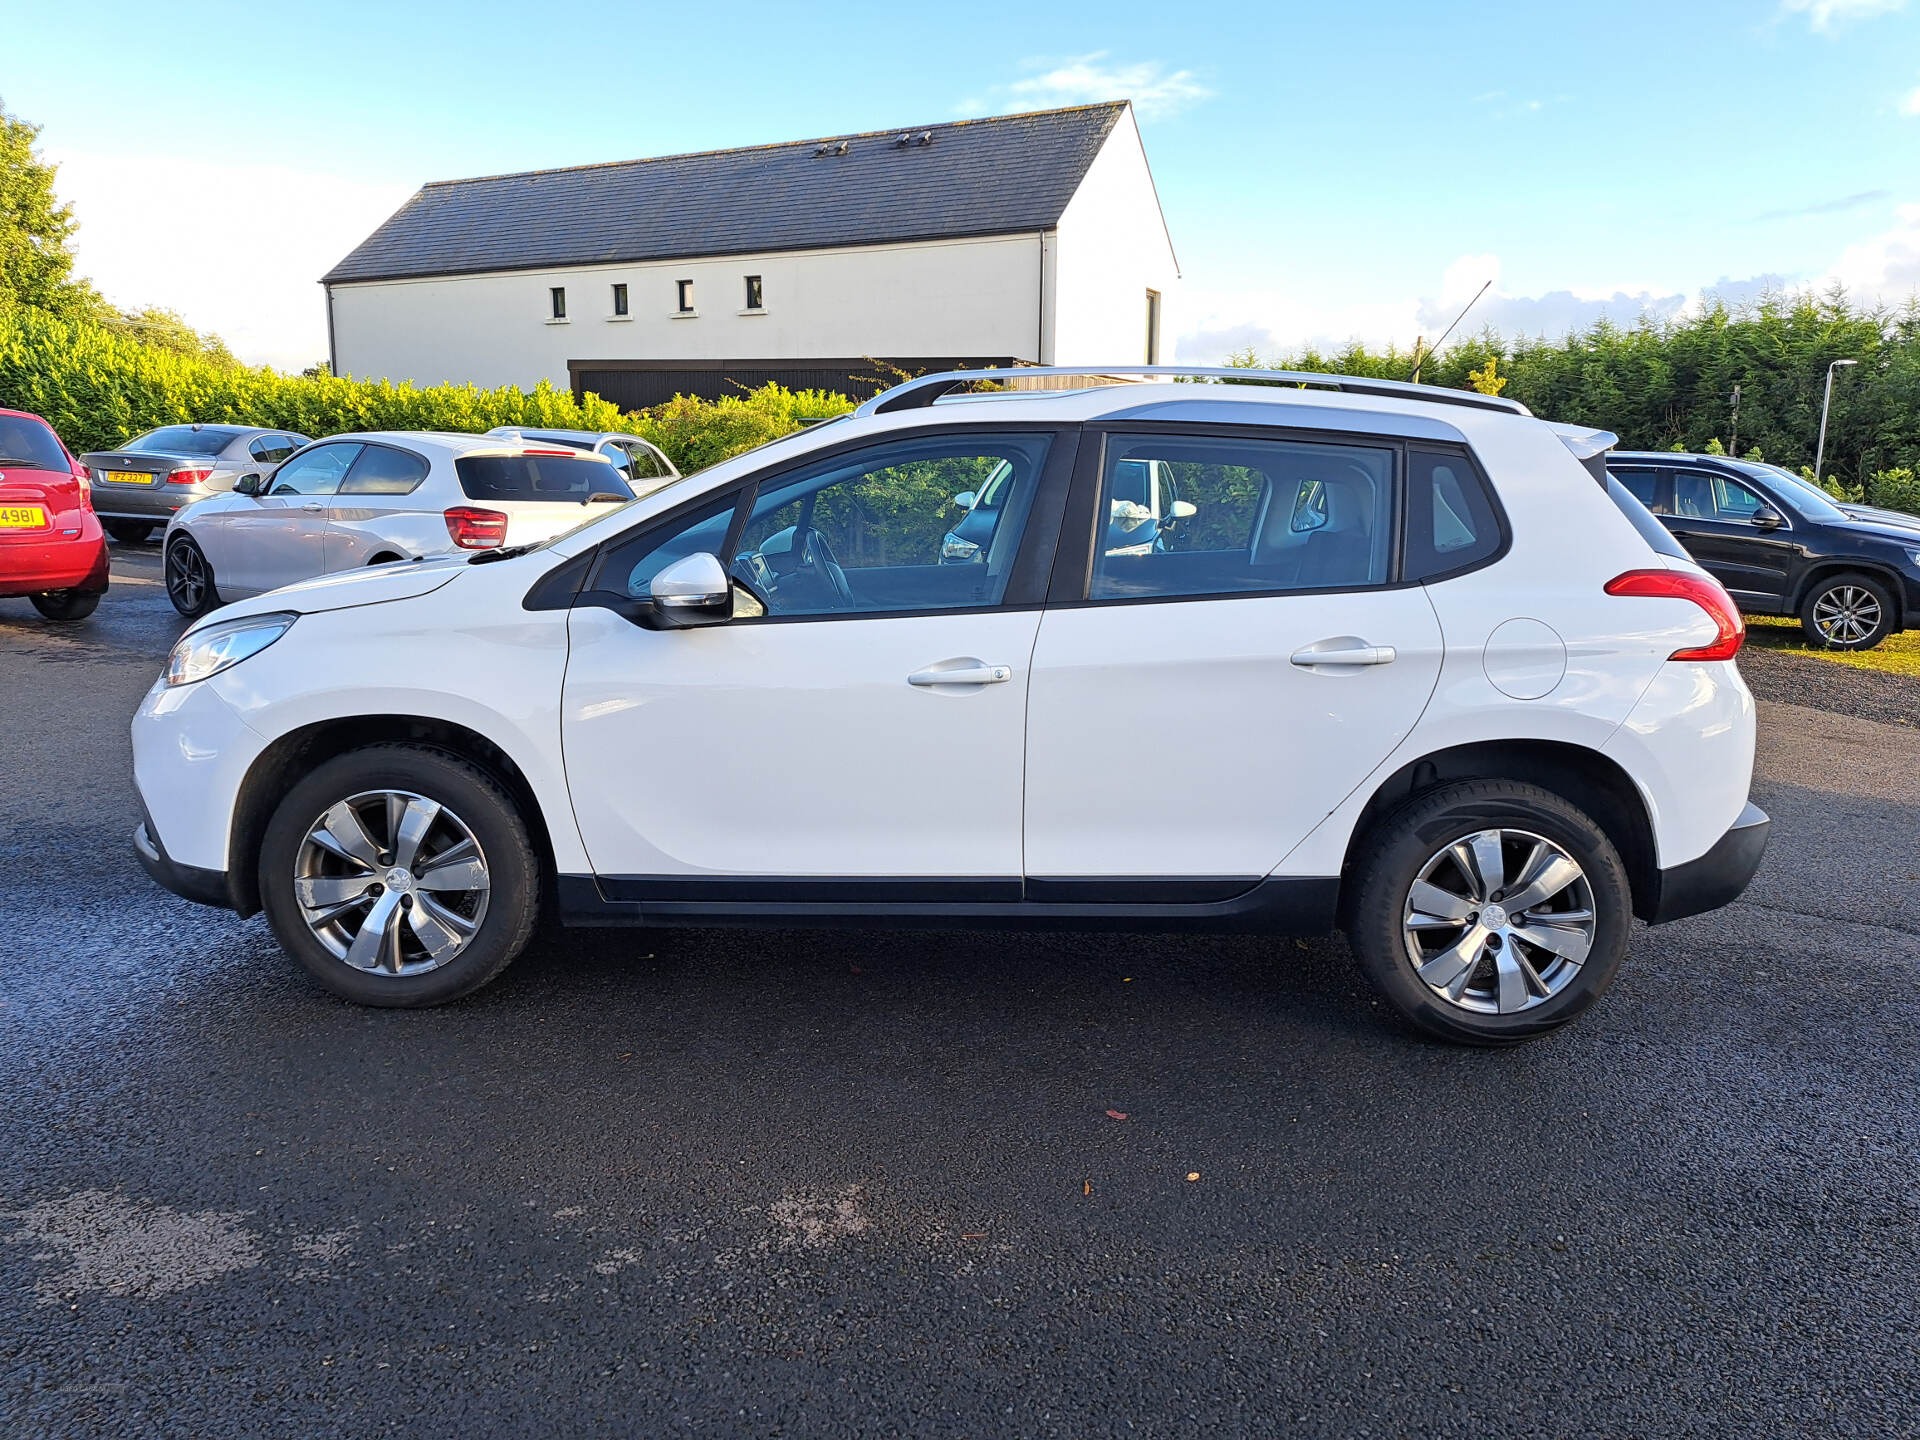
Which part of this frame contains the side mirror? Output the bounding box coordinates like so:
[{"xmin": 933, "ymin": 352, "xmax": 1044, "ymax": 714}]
[
  {"xmin": 234, "ymin": 473, "xmax": 264, "ymax": 497},
  {"xmin": 1750, "ymin": 506, "xmax": 1784, "ymax": 531},
  {"xmin": 952, "ymin": 491, "xmax": 977, "ymax": 513},
  {"xmin": 647, "ymin": 552, "xmax": 733, "ymax": 628},
  {"xmin": 1168, "ymin": 500, "xmax": 1197, "ymax": 521}
]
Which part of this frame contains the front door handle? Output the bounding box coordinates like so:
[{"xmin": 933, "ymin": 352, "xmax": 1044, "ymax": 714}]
[
  {"xmin": 1290, "ymin": 638, "xmax": 1397, "ymax": 669},
  {"xmin": 302, "ymin": 502, "xmax": 323, "ymax": 512},
  {"xmin": 908, "ymin": 659, "xmax": 1013, "ymax": 688}
]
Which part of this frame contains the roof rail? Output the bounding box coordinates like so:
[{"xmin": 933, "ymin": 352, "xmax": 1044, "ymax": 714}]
[{"xmin": 856, "ymin": 365, "xmax": 1532, "ymax": 418}]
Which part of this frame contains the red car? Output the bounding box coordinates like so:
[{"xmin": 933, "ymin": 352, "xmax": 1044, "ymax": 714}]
[{"xmin": 0, "ymin": 407, "xmax": 109, "ymax": 621}]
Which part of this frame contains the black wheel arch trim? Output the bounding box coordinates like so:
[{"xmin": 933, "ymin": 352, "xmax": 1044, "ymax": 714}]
[{"xmin": 1645, "ymin": 802, "xmax": 1770, "ymax": 925}]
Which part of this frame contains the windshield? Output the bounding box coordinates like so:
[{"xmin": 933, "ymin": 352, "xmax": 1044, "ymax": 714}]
[
  {"xmin": 0, "ymin": 413, "xmax": 69, "ymax": 470},
  {"xmin": 1734, "ymin": 461, "xmax": 1848, "ymax": 523},
  {"xmin": 125, "ymin": 425, "xmax": 242, "ymax": 457}
]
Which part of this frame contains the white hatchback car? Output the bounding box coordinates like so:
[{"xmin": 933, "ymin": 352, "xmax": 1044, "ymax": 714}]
[
  {"xmin": 161, "ymin": 430, "xmax": 634, "ymax": 616},
  {"xmin": 132, "ymin": 367, "xmax": 1769, "ymax": 1045}
]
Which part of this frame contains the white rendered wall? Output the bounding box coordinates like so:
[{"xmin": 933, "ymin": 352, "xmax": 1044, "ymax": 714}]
[
  {"xmin": 1049, "ymin": 108, "xmax": 1181, "ymax": 367},
  {"xmin": 329, "ymin": 233, "xmax": 1047, "ymax": 390}
]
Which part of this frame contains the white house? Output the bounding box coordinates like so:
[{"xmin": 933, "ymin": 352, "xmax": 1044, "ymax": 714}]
[{"xmin": 321, "ymin": 102, "xmax": 1178, "ymax": 408}]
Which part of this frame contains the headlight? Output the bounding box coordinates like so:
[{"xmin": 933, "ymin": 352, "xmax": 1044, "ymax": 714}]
[
  {"xmin": 165, "ymin": 612, "xmax": 297, "ymax": 687},
  {"xmin": 940, "ymin": 533, "xmax": 981, "ymax": 562},
  {"xmin": 1105, "ymin": 540, "xmax": 1155, "ymax": 558},
  {"xmin": 1908, "ymin": 549, "xmax": 1920, "ymax": 570}
]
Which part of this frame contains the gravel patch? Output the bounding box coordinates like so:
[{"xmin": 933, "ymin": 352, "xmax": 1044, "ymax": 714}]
[{"xmin": 1738, "ymin": 644, "xmax": 1920, "ymax": 728}]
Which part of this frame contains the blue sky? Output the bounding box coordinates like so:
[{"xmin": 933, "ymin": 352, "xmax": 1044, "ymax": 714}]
[{"xmin": 11, "ymin": 0, "xmax": 1920, "ymax": 368}]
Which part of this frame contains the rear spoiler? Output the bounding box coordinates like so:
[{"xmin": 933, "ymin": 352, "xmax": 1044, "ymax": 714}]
[{"xmin": 1548, "ymin": 423, "xmax": 1619, "ymax": 486}]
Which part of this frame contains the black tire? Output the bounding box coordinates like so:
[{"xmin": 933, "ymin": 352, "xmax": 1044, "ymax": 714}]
[
  {"xmin": 30, "ymin": 589, "xmax": 102, "ymax": 621},
  {"xmin": 259, "ymin": 744, "xmax": 541, "ymax": 1007},
  {"xmin": 106, "ymin": 520, "xmax": 154, "ymax": 544},
  {"xmin": 1346, "ymin": 780, "xmax": 1632, "ymax": 1047},
  {"xmin": 164, "ymin": 533, "xmax": 220, "ymax": 618},
  {"xmin": 1799, "ymin": 571, "xmax": 1896, "ymax": 650}
]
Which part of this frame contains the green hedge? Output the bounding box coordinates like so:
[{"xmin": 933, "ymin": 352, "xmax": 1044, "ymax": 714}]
[{"xmin": 0, "ymin": 304, "xmax": 852, "ymax": 472}]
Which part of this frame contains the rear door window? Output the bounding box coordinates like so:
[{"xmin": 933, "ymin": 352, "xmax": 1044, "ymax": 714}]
[
  {"xmin": 456, "ymin": 452, "xmax": 633, "ymax": 502},
  {"xmin": 1087, "ymin": 433, "xmax": 1395, "ymax": 600}
]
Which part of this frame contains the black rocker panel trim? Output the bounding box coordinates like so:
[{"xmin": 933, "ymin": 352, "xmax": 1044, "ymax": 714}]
[{"xmin": 557, "ymin": 874, "xmax": 1340, "ymax": 935}]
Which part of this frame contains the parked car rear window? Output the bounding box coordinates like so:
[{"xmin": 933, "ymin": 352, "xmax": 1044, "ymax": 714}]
[
  {"xmin": 341, "ymin": 445, "xmax": 430, "ymax": 495},
  {"xmin": 456, "ymin": 453, "xmax": 633, "ymax": 502},
  {"xmin": 1604, "ymin": 477, "xmax": 1691, "ymax": 560},
  {"xmin": 124, "ymin": 425, "xmax": 242, "ymax": 457},
  {"xmin": 1088, "ymin": 433, "xmax": 1395, "ymax": 600},
  {"xmin": 0, "ymin": 414, "xmax": 69, "ymax": 472}
]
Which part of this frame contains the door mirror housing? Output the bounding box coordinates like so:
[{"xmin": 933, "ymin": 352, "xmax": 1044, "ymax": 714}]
[
  {"xmin": 234, "ymin": 473, "xmax": 264, "ymax": 497},
  {"xmin": 647, "ymin": 551, "xmax": 733, "ymax": 628},
  {"xmin": 1168, "ymin": 499, "xmax": 1198, "ymax": 521},
  {"xmin": 1750, "ymin": 505, "xmax": 1784, "ymax": 531},
  {"xmin": 951, "ymin": 491, "xmax": 977, "ymax": 513}
]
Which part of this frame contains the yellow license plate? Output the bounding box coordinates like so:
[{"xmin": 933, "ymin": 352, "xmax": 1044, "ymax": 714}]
[
  {"xmin": 114, "ymin": 471, "xmax": 157, "ymax": 484},
  {"xmin": 0, "ymin": 505, "xmax": 48, "ymax": 528}
]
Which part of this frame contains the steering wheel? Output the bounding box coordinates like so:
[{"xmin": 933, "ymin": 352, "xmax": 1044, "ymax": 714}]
[{"xmin": 797, "ymin": 527, "xmax": 856, "ymax": 607}]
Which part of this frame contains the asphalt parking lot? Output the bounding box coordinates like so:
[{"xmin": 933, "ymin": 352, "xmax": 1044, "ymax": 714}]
[{"xmin": 3, "ymin": 546, "xmax": 1919, "ymax": 1438}]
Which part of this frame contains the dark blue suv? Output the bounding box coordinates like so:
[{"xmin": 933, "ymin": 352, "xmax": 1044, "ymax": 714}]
[{"xmin": 1607, "ymin": 451, "xmax": 1920, "ymax": 650}]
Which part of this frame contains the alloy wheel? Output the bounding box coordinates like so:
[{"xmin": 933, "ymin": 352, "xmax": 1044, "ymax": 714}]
[
  {"xmin": 166, "ymin": 541, "xmax": 209, "ymax": 612},
  {"xmin": 1811, "ymin": 585, "xmax": 1883, "ymax": 646},
  {"xmin": 292, "ymin": 789, "xmax": 491, "ymax": 976},
  {"xmin": 1400, "ymin": 828, "xmax": 1596, "ymax": 1016}
]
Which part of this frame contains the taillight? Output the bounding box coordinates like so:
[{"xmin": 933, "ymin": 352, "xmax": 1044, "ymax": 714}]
[
  {"xmin": 1605, "ymin": 568, "xmax": 1745, "ymax": 661},
  {"xmin": 166, "ymin": 466, "xmax": 214, "ymax": 485},
  {"xmin": 444, "ymin": 506, "xmax": 508, "ymax": 549}
]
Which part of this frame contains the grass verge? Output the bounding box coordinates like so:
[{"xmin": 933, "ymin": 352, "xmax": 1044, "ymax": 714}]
[{"xmin": 1744, "ymin": 615, "xmax": 1920, "ymax": 679}]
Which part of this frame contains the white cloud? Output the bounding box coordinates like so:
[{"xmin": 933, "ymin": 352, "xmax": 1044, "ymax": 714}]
[
  {"xmin": 975, "ymin": 53, "xmax": 1212, "ymax": 119},
  {"xmin": 1779, "ymin": 0, "xmax": 1907, "ymax": 31},
  {"xmin": 1899, "ymin": 84, "xmax": 1920, "ymax": 115},
  {"xmin": 1825, "ymin": 202, "xmax": 1920, "ymax": 300},
  {"xmin": 48, "ymin": 147, "xmax": 415, "ymax": 371},
  {"xmin": 1173, "ymin": 201, "xmax": 1920, "ymax": 367}
]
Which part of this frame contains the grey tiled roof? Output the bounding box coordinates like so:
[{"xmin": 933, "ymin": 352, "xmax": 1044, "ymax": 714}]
[{"xmin": 323, "ymin": 103, "xmax": 1128, "ymax": 285}]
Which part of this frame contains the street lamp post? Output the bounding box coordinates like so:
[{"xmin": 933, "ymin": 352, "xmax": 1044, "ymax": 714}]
[{"xmin": 1814, "ymin": 358, "xmax": 1858, "ymax": 485}]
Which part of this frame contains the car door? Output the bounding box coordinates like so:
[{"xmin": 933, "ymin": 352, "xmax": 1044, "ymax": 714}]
[
  {"xmin": 212, "ymin": 441, "xmax": 361, "ymax": 594},
  {"xmin": 327, "ymin": 443, "xmax": 432, "ymax": 568},
  {"xmin": 1022, "ymin": 426, "xmax": 1445, "ymax": 892},
  {"xmin": 561, "ymin": 427, "xmax": 1071, "ymax": 899},
  {"xmin": 1661, "ymin": 467, "xmax": 1796, "ymax": 609}
]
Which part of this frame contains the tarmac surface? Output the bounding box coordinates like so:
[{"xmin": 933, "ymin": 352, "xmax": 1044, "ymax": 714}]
[{"xmin": 3, "ymin": 543, "xmax": 1918, "ymax": 1437}]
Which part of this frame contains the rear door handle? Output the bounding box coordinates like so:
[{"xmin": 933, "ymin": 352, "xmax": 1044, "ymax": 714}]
[
  {"xmin": 908, "ymin": 659, "xmax": 1013, "ymax": 687},
  {"xmin": 1290, "ymin": 639, "xmax": 1397, "ymax": 668}
]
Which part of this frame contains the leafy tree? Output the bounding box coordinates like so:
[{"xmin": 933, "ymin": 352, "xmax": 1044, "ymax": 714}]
[{"xmin": 0, "ymin": 99, "xmax": 102, "ymax": 320}]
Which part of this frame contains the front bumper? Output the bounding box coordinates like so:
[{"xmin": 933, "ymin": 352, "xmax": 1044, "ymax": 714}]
[
  {"xmin": 1645, "ymin": 801, "xmax": 1771, "ymax": 924},
  {"xmin": 134, "ymin": 817, "xmax": 233, "ymax": 911}
]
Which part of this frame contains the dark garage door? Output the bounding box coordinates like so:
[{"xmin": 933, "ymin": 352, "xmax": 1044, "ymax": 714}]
[{"xmin": 569, "ymin": 357, "xmax": 1021, "ymax": 411}]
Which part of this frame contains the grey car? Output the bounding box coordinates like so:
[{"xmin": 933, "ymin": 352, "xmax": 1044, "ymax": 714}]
[
  {"xmin": 483, "ymin": 426, "xmax": 679, "ymax": 497},
  {"xmin": 82, "ymin": 425, "xmax": 311, "ymax": 542}
]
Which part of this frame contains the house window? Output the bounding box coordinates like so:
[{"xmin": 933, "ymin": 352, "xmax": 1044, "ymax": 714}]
[
  {"xmin": 611, "ymin": 283, "xmax": 628, "ymax": 317},
  {"xmin": 1144, "ymin": 289, "xmax": 1161, "ymax": 364},
  {"xmin": 744, "ymin": 275, "xmax": 764, "ymax": 311},
  {"xmin": 676, "ymin": 279, "xmax": 694, "ymax": 313},
  {"xmin": 550, "ymin": 287, "xmax": 567, "ymax": 320}
]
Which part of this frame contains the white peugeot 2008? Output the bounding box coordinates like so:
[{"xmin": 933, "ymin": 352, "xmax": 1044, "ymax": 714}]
[{"xmin": 132, "ymin": 367, "xmax": 1769, "ymax": 1046}]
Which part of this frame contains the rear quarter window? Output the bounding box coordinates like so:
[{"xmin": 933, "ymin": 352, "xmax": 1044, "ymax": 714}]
[
  {"xmin": 1403, "ymin": 449, "xmax": 1505, "ymax": 581},
  {"xmin": 456, "ymin": 453, "xmax": 633, "ymax": 502}
]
